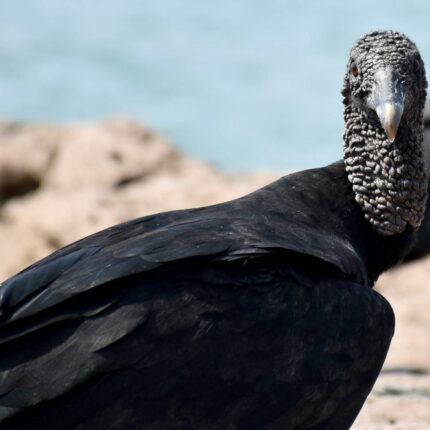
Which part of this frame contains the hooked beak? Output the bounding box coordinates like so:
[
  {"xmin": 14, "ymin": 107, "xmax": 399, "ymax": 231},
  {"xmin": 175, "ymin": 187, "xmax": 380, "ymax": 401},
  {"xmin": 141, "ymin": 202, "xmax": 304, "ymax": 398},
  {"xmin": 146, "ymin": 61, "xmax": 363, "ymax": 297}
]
[{"xmin": 373, "ymin": 69, "xmax": 404, "ymax": 142}]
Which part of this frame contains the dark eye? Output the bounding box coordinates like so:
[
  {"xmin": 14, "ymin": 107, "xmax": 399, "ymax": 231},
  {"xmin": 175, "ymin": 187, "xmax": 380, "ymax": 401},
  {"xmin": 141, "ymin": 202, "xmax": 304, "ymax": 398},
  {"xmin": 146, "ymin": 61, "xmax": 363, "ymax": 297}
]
[
  {"xmin": 350, "ymin": 62, "xmax": 359, "ymax": 77},
  {"xmin": 413, "ymin": 59, "xmax": 420, "ymax": 73}
]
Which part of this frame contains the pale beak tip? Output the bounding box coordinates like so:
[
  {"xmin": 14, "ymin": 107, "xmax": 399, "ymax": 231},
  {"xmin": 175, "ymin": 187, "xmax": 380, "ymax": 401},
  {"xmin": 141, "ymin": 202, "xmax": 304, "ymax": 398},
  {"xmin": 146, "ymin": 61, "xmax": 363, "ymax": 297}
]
[{"xmin": 376, "ymin": 102, "xmax": 402, "ymax": 142}]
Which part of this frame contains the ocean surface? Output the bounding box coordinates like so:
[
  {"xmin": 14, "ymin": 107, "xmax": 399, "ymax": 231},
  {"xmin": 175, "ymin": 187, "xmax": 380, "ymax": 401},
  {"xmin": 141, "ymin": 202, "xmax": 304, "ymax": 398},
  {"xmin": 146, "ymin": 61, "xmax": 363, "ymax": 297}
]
[{"xmin": 1, "ymin": 1, "xmax": 430, "ymax": 170}]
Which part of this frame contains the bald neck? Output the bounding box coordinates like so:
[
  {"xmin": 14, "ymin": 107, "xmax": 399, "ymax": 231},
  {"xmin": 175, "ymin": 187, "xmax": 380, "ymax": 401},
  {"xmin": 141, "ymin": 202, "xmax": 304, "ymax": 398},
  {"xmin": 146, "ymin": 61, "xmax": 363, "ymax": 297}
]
[{"xmin": 343, "ymin": 102, "xmax": 427, "ymax": 236}]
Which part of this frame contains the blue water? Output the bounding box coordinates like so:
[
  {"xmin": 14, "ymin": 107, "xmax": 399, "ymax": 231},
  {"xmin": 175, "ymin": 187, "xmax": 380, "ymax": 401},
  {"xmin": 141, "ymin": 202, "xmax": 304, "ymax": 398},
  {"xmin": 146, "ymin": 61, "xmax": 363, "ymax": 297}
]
[{"xmin": 1, "ymin": 1, "xmax": 430, "ymax": 170}]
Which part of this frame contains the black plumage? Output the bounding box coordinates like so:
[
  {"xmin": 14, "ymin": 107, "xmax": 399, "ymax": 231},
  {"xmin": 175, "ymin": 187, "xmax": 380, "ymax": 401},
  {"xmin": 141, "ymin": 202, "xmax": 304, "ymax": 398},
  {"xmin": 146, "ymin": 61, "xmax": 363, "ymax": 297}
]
[{"xmin": 0, "ymin": 30, "xmax": 427, "ymax": 429}]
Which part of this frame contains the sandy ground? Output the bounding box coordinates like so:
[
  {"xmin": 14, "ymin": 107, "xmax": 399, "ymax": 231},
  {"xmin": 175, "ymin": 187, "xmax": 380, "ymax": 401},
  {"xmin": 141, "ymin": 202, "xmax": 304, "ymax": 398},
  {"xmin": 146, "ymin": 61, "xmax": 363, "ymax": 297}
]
[{"xmin": 0, "ymin": 119, "xmax": 429, "ymax": 428}]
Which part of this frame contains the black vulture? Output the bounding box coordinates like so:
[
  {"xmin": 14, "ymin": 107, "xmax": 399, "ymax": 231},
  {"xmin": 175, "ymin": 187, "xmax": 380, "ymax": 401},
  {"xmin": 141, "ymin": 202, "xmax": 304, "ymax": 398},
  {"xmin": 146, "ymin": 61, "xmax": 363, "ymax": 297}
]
[{"xmin": 0, "ymin": 30, "xmax": 427, "ymax": 430}]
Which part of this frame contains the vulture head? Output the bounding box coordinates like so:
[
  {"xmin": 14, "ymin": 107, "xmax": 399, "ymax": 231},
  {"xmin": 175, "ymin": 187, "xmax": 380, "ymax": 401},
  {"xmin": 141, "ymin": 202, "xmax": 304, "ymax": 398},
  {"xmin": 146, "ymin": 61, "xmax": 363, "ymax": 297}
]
[{"xmin": 342, "ymin": 30, "xmax": 428, "ymax": 236}]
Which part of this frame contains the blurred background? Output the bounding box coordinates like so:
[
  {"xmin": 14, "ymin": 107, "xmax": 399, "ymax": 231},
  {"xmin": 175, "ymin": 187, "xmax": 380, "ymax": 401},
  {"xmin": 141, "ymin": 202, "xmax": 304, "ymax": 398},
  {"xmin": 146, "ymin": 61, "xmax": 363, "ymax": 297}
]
[{"xmin": 1, "ymin": 0, "xmax": 430, "ymax": 170}]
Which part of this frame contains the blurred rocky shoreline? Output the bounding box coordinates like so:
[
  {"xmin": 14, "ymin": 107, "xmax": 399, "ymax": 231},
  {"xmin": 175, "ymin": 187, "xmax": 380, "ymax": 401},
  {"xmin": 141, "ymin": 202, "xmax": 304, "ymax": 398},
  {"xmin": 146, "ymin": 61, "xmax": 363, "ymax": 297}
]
[
  {"xmin": 0, "ymin": 118, "xmax": 428, "ymax": 428},
  {"xmin": 0, "ymin": 118, "xmax": 279, "ymax": 280}
]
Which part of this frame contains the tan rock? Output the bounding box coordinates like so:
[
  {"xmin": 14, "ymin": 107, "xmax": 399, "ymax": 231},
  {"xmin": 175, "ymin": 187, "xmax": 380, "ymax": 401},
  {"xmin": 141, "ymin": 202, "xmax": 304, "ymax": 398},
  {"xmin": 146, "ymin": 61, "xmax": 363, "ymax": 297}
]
[
  {"xmin": 0, "ymin": 118, "xmax": 278, "ymax": 280},
  {"xmin": 376, "ymin": 258, "xmax": 430, "ymax": 371}
]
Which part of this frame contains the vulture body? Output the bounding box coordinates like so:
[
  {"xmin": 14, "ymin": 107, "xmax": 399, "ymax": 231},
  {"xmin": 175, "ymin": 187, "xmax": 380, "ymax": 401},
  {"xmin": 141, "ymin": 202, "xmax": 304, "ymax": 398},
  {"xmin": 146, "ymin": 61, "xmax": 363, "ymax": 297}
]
[{"xmin": 0, "ymin": 31, "xmax": 427, "ymax": 429}]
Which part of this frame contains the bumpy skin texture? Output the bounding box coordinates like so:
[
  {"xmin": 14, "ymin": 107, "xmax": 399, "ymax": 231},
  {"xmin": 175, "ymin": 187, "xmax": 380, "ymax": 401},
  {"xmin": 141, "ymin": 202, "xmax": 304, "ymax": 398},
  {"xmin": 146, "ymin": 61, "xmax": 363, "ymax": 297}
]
[
  {"xmin": 0, "ymin": 31, "xmax": 426, "ymax": 430},
  {"xmin": 342, "ymin": 30, "xmax": 428, "ymax": 236},
  {"xmin": 404, "ymin": 103, "xmax": 430, "ymax": 261}
]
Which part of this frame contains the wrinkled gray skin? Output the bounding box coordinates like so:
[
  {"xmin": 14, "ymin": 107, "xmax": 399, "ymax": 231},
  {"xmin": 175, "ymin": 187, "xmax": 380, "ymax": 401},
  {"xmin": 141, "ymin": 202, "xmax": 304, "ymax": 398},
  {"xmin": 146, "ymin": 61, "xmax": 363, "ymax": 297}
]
[
  {"xmin": 342, "ymin": 30, "xmax": 428, "ymax": 236},
  {"xmin": 402, "ymin": 102, "xmax": 430, "ymax": 261}
]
